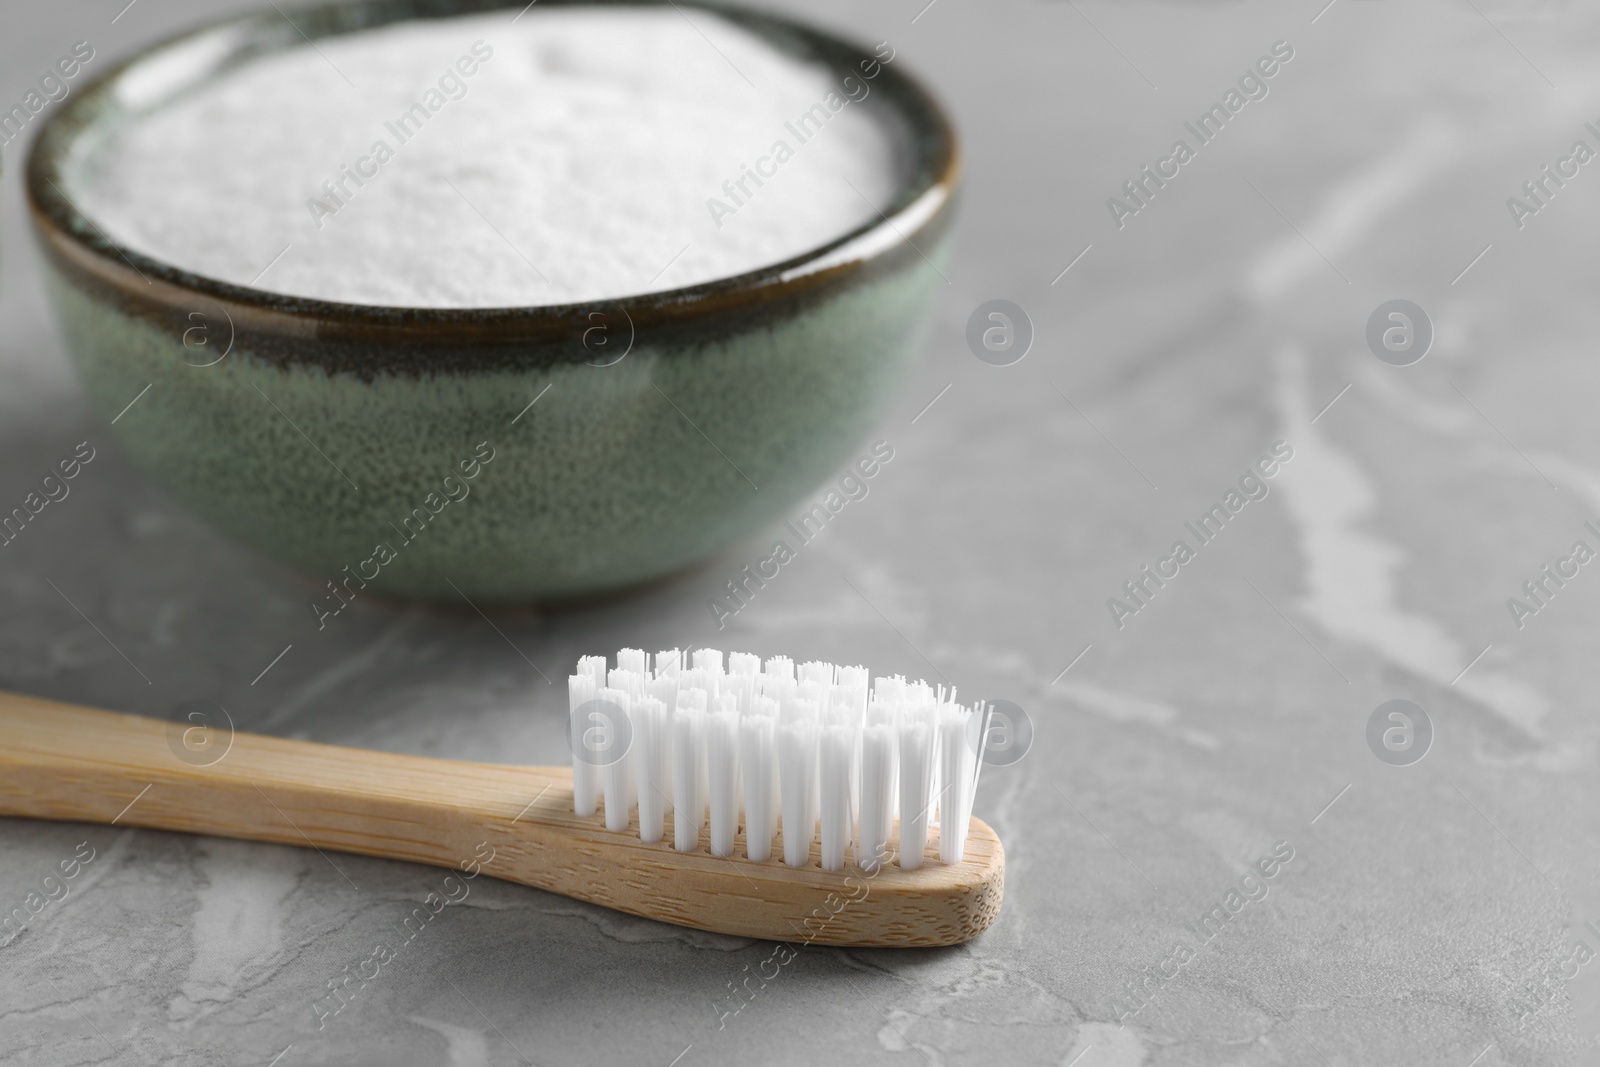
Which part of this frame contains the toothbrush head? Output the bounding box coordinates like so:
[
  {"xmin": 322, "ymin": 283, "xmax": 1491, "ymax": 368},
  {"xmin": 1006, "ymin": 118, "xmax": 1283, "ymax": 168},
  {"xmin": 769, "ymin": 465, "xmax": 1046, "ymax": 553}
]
[{"xmin": 562, "ymin": 647, "xmax": 1005, "ymax": 946}]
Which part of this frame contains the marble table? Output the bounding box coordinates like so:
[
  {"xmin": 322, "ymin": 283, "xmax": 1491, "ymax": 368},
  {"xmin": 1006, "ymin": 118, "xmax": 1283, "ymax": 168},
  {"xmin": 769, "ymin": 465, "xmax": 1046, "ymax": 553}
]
[{"xmin": 3, "ymin": 0, "xmax": 1598, "ymax": 1063}]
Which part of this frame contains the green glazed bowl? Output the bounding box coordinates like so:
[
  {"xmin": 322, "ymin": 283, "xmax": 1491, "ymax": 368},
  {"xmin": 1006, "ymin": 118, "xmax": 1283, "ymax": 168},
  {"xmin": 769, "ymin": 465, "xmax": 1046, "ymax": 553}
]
[{"xmin": 26, "ymin": 0, "xmax": 959, "ymax": 605}]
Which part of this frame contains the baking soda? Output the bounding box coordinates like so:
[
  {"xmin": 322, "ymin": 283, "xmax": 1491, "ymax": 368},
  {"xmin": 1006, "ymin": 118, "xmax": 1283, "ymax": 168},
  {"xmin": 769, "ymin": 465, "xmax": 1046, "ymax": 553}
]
[{"xmin": 72, "ymin": 9, "xmax": 899, "ymax": 308}]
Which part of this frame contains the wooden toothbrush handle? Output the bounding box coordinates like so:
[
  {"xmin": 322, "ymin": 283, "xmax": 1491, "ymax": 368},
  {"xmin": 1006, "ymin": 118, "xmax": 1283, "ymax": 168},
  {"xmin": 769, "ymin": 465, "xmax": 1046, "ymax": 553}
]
[
  {"xmin": 0, "ymin": 689, "xmax": 560, "ymax": 875},
  {"xmin": 0, "ymin": 690, "xmax": 1005, "ymax": 947}
]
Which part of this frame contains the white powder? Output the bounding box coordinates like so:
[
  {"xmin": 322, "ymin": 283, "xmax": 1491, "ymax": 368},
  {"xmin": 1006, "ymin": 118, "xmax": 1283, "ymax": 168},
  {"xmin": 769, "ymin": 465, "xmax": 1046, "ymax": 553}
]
[{"xmin": 72, "ymin": 9, "xmax": 899, "ymax": 308}]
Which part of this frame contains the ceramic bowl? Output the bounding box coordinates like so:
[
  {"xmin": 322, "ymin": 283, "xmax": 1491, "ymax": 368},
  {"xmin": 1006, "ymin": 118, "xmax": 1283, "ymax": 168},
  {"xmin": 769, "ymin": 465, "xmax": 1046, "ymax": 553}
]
[{"xmin": 26, "ymin": 0, "xmax": 959, "ymax": 605}]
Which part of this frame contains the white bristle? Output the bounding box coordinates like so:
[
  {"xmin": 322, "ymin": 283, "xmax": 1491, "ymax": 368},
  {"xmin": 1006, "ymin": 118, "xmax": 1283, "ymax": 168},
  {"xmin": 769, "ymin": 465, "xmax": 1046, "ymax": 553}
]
[
  {"xmin": 645, "ymin": 674, "xmax": 680, "ymax": 843},
  {"xmin": 828, "ymin": 685, "xmax": 864, "ymax": 729},
  {"xmin": 778, "ymin": 697, "xmax": 819, "ymax": 867},
  {"xmin": 938, "ymin": 701, "xmax": 980, "ymax": 864},
  {"xmin": 681, "ymin": 665, "xmax": 718, "ymax": 705},
  {"xmin": 707, "ymin": 694, "xmax": 741, "ymax": 857},
  {"xmin": 726, "ymin": 669, "xmax": 757, "ymax": 718},
  {"xmin": 596, "ymin": 686, "xmax": 633, "ymax": 832},
  {"xmin": 607, "ymin": 668, "xmax": 644, "ymax": 817},
  {"xmin": 838, "ymin": 667, "xmax": 870, "ymax": 727},
  {"xmin": 832, "ymin": 684, "xmax": 870, "ymax": 726},
  {"xmin": 818, "ymin": 722, "xmax": 855, "ymax": 871},
  {"xmin": 758, "ymin": 671, "xmax": 795, "ymax": 706},
  {"xmin": 796, "ymin": 681, "xmax": 826, "ymax": 829},
  {"xmin": 566, "ymin": 648, "xmax": 992, "ymax": 870},
  {"xmin": 568, "ymin": 671, "xmax": 600, "ymax": 817},
  {"xmin": 697, "ymin": 652, "xmax": 729, "ymax": 700},
  {"xmin": 873, "ymin": 675, "xmax": 904, "ymax": 821},
  {"xmin": 648, "ymin": 672, "xmax": 677, "ymax": 708},
  {"xmin": 897, "ymin": 697, "xmax": 938, "ymax": 870},
  {"xmin": 607, "ymin": 668, "xmax": 643, "ymax": 703},
  {"xmin": 740, "ymin": 695, "xmax": 779, "ymax": 862},
  {"xmin": 634, "ymin": 695, "xmax": 670, "ymax": 843},
  {"xmin": 834, "ymin": 680, "xmax": 867, "ymax": 858},
  {"xmin": 672, "ymin": 688, "xmax": 707, "ymax": 853},
  {"xmin": 857, "ymin": 705, "xmax": 896, "ymax": 871},
  {"xmin": 799, "ymin": 660, "xmax": 837, "ymax": 691},
  {"xmin": 838, "ymin": 664, "xmax": 870, "ymax": 694},
  {"xmin": 678, "ymin": 670, "xmax": 713, "ymax": 805},
  {"xmin": 874, "ymin": 674, "xmax": 905, "ymax": 704}
]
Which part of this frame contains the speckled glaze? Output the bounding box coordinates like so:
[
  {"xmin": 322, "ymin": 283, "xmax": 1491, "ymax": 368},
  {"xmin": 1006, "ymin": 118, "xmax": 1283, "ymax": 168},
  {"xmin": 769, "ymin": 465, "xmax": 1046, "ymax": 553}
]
[{"xmin": 26, "ymin": 0, "xmax": 959, "ymax": 603}]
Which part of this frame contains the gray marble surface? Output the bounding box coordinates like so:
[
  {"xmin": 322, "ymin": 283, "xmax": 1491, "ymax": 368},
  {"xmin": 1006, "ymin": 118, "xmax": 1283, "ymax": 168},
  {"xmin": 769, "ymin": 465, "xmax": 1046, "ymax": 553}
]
[{"xmin": 4, "ymin": 0, "xmax": 1600, "ymax": 1064}]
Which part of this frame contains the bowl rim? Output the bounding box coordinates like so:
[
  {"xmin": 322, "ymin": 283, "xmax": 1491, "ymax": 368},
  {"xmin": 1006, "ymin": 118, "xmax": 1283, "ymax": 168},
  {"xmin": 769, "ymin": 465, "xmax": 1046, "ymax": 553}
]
[{"xmin": 25, "ymin": 0, "xmax": 960, "ymax": 352}]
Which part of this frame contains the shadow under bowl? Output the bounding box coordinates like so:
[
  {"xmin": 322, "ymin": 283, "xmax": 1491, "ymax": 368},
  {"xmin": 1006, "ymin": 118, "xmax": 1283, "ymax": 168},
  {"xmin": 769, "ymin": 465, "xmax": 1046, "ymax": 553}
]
[{"xmin": 26, "ymin": 0, "xmax": 960, "ymax": 604}]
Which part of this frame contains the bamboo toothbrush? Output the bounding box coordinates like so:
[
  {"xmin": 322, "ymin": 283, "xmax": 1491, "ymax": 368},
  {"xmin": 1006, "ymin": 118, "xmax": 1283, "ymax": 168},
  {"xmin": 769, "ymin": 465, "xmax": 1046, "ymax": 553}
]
[{"xmin": 0, "ymin": 649, "xmax": 1005, "ymax": 947}]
